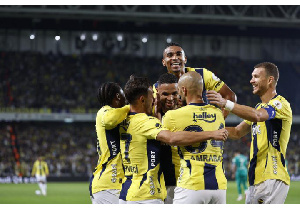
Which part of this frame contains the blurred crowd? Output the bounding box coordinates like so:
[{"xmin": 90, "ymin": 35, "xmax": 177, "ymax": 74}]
[
  {"xmin": 0, "ymin": 51, "xmax": 299, "ymax": 113},
  {"xmin": 0, "ymin": 122, "xmax": 299, "ymax": 179}
]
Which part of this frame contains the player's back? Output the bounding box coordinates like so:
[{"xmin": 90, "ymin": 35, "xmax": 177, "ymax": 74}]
[
  {"xmin": 119, "ymin": 112, "xmax": 167, "ymax": 202},
  {"xmin": 162, "ymin": 103, "xmax": 227, "ymax": 190},
  {"xmin": 91, "ymin": 106, "xmax": 125, "ymax": 194},
  {"xmin": 233, "ymin": 154, "xmax": 248, "ymax": 173}
]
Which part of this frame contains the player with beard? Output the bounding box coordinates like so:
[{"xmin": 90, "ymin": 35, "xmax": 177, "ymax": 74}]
[
  {"xmin": 207, "ymin": 62, "xmax": 292, "ymax": 204},
  {"xmin": 118, "ymin": 75, "xmax": 228, "ymax": 204}
]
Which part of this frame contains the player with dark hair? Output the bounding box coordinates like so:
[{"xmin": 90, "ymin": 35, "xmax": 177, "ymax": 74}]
[
  {"xmin": 158, "ymin": 42, "xmax": 236, "ymax": 118},
  {"xmin": 89, "ymin": 82, "xmax": 130, "ymax": 204},
  {"xmin": 162, "ymin": 71, "xmax": 228, "ymax": 204},
  {"xmin": 207, "ymin": 62, "xmax": 292, "ymax": 204},
  {"xmin": 119, "ymin": 75, "xmax": 228, "ymax": 204},
  {"xmin": 153, "ymin": 43, "xmax": 236, "ymax": 203}
]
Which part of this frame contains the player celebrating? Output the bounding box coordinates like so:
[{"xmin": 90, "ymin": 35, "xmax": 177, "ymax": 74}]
[
  {"xmin": 155, "ymin": 73, "xmax": 180, "ymax": 203},
  {"xmin": 231, "ymin": 150, "xmax": 248, "ymax": 201},
  {"xmin": 119, "ymin": 75, "xmax": 228, "ymax": 204},
  {"xmin": 89, "ymin": 82, "xmax": 130, "ymax": 204},
  {"xmin": 162, "ymin": 71, "xmax": 227, "ymax": 204},
  {"xmin": 207, "ymin": 62, "xmax": 292, "ymax": 204},
  {"xmin": 159, "ymin": 42, "xmax": 236, "ymax": 117},
  {"xmin": 31, "ymin": 156, "xmax": 49, "ymax": 196}
]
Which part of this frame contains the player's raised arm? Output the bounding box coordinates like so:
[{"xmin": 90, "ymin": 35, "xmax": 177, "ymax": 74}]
[
  {"xmin": 207, "ymin": 90, "xmax": 270, "ymax": 122},
  {"xmin": 156, "ymin": 129, "xmax": 228, "ymax": 146},
  {"xmin": 218, "ymin": 84, "xmax": 237, "ymax": 118}
]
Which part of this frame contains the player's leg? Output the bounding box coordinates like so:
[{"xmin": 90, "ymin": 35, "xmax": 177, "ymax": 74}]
[
  {"xmin": 241, "ymin": 174, "xmax": 248, "ymax": 198},
  {"xmin": 126, "ymin": 199, "xmax": 164, "ymax": 204},
  {"xmin": 210, "ymin": 190, "xmax": 226, "ymax": 204},
  {"xmin": 247, "ymin": 179, "xmax": 289, "ymax": 204},
  {"xmin": 35, "ymin": 174, "xmax": 43, "ymax": 194},
  {"xmin": 236, "ymin": 173, "xmax": 243, "ymax": 201},
  {"xmin": 91, "ymin": 190, "xmax": 120, "ymax": 204},
  {"xmin": 173, "ymin": 187, "xmax": 210, "ymax": 204},
  {"xmin": 263, "ymin": 179, "xmax": 289, "ymax": 204}
]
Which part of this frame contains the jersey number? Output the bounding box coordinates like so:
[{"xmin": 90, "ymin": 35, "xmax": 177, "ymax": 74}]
[{"xmin": 183, "ymin": 125, "xmax": 207, "ymax": 154}]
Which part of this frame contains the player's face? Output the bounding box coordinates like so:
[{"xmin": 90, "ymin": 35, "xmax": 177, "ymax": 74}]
[
  {"xmin": 145, "ymin": 87, "xmax": 154, "ymax": 115},
  {"xmin": 250, "ymin": 68, "xmax": 269, "ymax": 96},
  {"xmin": 162, "ymin": 46, "xmax": 187, "ymax": 75},
  {"xmin": 158, "ymin": 83, "xmax": 178, "ymax": 113}
]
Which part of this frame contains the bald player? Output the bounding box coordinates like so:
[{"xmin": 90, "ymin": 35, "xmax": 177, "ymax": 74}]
[{"xmin": 162, "ymin": 71, "xmax": 227, "ymax": 204}]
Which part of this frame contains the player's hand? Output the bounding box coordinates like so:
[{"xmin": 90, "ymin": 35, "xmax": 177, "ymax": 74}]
[
  {"xmin": 206, "ymin": 90, "xmax": 227, "ymax": 108},
  {"xmin": 211, "ymin": 128, "xmax": 228, "ymax": 141}
]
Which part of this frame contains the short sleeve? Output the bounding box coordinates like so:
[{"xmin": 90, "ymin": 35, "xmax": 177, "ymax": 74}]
[
  {"xmin": 244, "ymin": 120, "xmax": 252, "ymax": 125},
  {"xmin": 203, "ymin": 68, "xmax": 225, "ymax": 92},
  {"xmin": 162, "ymin": 110, "xmax": 176, "ymax": 131},
  {"xmin": 141, "ymin": 117, "xmax": 168, "ymax": 140}
]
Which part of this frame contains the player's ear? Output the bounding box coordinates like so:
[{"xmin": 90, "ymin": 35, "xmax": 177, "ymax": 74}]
[
  {"xmin": 116, "ymin": 93, "xmax": 120, "ymax": 100},
  {"xmin": 162, "ymin": 59, "xmax": 166, "ymax": 66},
  {"xmin": 184, "ymin": 56, "xmax": 187, "ymax": 64},
  {"xmin": 268, "ymin": 76, "xmax": 275, "ymax": 86}
]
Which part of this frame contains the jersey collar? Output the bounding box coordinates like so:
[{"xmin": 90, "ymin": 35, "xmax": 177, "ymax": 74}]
[{"xmin": 189, "ymin": 103, "xmax": 207, "ymax": 106}]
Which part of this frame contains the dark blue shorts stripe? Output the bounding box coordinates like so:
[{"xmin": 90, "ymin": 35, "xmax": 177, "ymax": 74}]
[{"xmin": 204, "ymin": 163, "xmax": 218, "ymax": 190}]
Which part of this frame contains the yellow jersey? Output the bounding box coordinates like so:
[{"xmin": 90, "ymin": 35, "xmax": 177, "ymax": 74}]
[
  {"xmin": 31, "ymin": 160, "xmax": 49, "ymax": 176},
  {"xmin": 90, "ymin": 105, "xmax": 129, "ymax": 195},
  {"xmin": 244, "ymin": 95, "xmax": 292, "ymax": 186},
  {"xmin": 162, "ymin": 103, "xmax": 227, "ymax": 190},
  {"xmin": 119, "ymin": 112, "xmax": 168, "ymax": 201},
  {"xmin": 153, "ymin": 67, "xmax": 225, "ymax": 186}
]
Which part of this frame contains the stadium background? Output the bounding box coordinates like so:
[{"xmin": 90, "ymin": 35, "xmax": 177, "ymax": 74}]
[{"xmin": 0, "ymin": 5, "xmax": 299, "ymax": 203}]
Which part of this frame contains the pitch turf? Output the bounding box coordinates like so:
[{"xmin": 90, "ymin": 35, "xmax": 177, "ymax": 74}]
[{"xmin": 0, "ymin": 181, "xmax": 299, "ymax": 204}]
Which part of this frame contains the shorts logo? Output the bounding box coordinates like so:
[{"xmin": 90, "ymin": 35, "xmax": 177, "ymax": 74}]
[{"xmin": 258, "ymin": 198, "xmax": 264, "ymax": 204}]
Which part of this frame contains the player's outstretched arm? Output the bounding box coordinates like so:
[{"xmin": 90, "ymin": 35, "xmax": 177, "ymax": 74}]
[
  {"xmin": 226, "ymin": 121, "xmax": 251, "ymax": 140},
  {"xmin": 102, "ymin": 105, "xmax": 130, "ymax": 129},
  {"xmin": 156, "ymin": 128, "xmax": 228, "ymax": 146},
  {"xmin": 207, "ymin": 90, "xmax": 270, "ymax": 122}
]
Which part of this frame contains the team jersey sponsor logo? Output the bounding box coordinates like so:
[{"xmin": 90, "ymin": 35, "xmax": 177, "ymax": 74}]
[
  {"xmin": 111, "ymin": 164, "xmax": 117, "ymax": 183},
  {"xmin": 124, "ymin": 165, "xmax": 138, "ymax": 174},
  {"xmin": 193, "ymin": 112, "xmax": 216, "ymax": 123},
  {"xmin": 252, "ymin": 124, "xmax": 261, "ymax": 135},
  {"xmin": 110, "ymin": 141, "xmax": 118, "ymax": 156},
  {"xmin": 273, "ymin": 100, "xmax": 282, "ymax": 110},
  {"xmin": 272, "ymin": 156, "xmax": 278, "ymax": 174},
  {"xmin": 149, "ymin": 176, "xmax": 155, "ymax": 195},
  {"xmin": 272, "ymin": 130, "xmax": 278, "ymax": 147},
  {"xmin": 150, "ymin": 151, "xmax": 156, "ymax": 167},
  {"xmin": 212, "ymin": 73, "xmax": 220, "ymax": 81},
  {"xmin": 190, "ymin": 154, "xmax": 222, "ymax": 162}
]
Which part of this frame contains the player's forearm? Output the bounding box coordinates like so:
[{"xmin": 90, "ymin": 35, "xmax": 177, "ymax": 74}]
[
  {"xmin": 103, "ymin": 105, "xmax": 130, "ymax": 127},
  {"xmin": 231, "ymin": 103, "xmax": 265, "ymax": 122},
  {"xmin": 226, "ymin": 127, "xmax": 241, "ymax": 140}
]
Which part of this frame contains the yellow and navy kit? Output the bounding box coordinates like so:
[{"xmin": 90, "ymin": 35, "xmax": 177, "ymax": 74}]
[
  {"xmin": 90, "ymin": 105, "xmax": 130, "ymax": 195},
  {"xmin": 244, "ymin": 95, "xmax": 292, "ymax": 186},
  {"xmin": 32, "ymin": 160, "xmax": 49, "ymax": 176},
  {"xmin": 153, "ymin": 67, "xmax": 224, "ymax": 103},
  {"xmin": 153, "ymin": 67, "xmax": 225, "ymax": 186},
  {"xmin": 162, "ymin": 103, "xmax": 227, "ymax": 190},
  {"xmin": 119, "ymin": 112, "xmax": 168, "ymax": 201}
]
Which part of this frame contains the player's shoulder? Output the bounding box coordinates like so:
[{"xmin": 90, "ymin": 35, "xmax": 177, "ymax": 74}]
[{"xmin": 269, "ymin": 95, "xmax": 292, "ymax": 112}]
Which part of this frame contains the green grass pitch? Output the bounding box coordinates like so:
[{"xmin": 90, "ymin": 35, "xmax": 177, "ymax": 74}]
[{"xmin": 0, "ymin": 181, "xmax": 299, "ymax": 204}]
